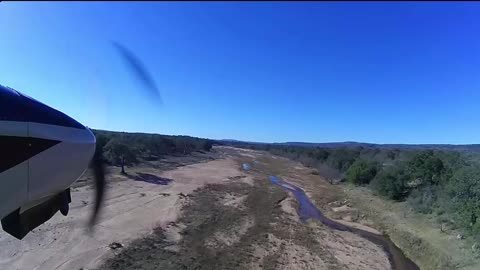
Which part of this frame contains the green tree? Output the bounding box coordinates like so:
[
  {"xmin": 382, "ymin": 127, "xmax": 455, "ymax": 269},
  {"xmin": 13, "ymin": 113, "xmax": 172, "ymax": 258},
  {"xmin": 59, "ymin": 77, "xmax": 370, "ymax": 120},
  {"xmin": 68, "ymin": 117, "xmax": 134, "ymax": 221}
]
[
  {"xmin": 345, "ymin": 159, "xmax": 378, "ymax": 185},
  {"xmin": 407, "ymin": 150, "xmax": 446, "ymax": 185},
  {"xmin": 370, "ymin": 166, "xmax": 409, "ymax": 200},
  {"xmin": 327, "ymin": 148, "xmax": 360, "ymax": 172},
  {"xmin": 150, "ymin": 138, "xmax": 176, "ymax": 156},
  {"xmin": 386, "ymin": 150, "xmax": 396, "ymax": 160},
  {"xmin": 202, "ymin": 140, "xmax": 213, "ymax": 151},
  {"xmin": 446, "ymin": 166, "xmax": 480, "ymax": 233},
  {"xmin": 104, "ymin": 138, "xmax": 137, "ymax": 174},
  {"xmin": 314, "ymin": 148, "xmax": 330, "ymax": 161}
]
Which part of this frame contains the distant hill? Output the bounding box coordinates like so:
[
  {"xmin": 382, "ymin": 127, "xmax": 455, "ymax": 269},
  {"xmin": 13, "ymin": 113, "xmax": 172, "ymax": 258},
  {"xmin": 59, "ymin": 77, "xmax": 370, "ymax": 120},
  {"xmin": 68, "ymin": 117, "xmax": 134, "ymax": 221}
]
[
  {"xmin": 276, "ymin": 141, "xmax": 374, "ymax": 148},
  {"xmin": 219, "ymin": 139, "xmax": 268, "ymax": 145},
  {"xmin": 218, "ymin": 139, "xmax": 480, "ymax": 153},
  {"xmin": 280, "ymin": 142, "xmax": 480, "ymax": 152}
]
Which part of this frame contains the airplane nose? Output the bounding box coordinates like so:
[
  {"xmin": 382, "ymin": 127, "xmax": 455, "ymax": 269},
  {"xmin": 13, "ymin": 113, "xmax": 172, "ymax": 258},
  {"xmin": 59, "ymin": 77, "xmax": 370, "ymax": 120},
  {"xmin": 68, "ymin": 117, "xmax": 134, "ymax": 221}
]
[
  {"xmin": 11, "ymin": 91, "xmax": 97, "ymax": 201},
  {"xmin": 1, "ymin": 85, "xmax": 97, "ymax": 223}
]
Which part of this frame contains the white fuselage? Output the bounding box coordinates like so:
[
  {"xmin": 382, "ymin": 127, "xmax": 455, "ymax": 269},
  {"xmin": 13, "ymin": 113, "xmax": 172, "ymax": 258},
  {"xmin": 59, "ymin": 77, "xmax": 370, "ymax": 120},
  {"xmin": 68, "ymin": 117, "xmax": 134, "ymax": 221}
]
[{"xmin": 0, "ymin": 86, "xmax": 96, "ymax": 221}]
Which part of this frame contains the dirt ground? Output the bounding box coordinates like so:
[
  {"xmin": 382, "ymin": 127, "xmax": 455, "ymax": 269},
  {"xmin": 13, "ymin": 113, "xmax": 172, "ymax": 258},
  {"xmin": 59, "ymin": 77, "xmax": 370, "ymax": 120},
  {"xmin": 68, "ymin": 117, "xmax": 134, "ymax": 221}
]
[
  {"xmin": 0, "ymin": 147, "xmax": 392, "ymax": 270},
  {"xmin": 0, "ymin": 151, "xmax": 229, "ymax": 270},
  {"xmin": 101, "ymin": 146, "xmax": 391, "ymax": 270}
]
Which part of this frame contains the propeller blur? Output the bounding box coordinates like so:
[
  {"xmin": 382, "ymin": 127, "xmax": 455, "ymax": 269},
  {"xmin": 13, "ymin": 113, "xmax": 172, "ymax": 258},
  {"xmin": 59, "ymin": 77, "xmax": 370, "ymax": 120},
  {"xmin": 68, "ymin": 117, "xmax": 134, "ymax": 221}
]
[{"xmin": 0, "ymin": 42, "xmax": 161, "ymax": 240}]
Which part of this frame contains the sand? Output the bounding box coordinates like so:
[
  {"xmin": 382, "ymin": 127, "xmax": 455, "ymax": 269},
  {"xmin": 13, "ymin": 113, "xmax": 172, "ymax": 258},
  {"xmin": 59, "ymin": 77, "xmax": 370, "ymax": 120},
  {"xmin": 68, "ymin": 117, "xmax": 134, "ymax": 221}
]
[{"xmin": 0, "ymin": 158, "xmax": 243, "ymax": 270}]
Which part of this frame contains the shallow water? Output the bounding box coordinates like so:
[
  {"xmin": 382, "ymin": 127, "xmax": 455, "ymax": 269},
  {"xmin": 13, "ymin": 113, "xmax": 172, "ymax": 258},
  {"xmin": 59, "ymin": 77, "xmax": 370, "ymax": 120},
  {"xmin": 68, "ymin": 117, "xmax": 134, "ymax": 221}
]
[{"xmin": 269, "ymin": 176, "xmax": 420, "ymax": 270}]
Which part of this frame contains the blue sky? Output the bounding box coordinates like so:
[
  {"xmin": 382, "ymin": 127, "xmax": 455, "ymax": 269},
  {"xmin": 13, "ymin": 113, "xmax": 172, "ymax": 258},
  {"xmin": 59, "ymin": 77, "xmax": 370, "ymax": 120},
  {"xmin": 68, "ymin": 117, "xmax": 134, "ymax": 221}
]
[{"xmin": 1, "ymin": 2, "xmax": 480, "ymax": 144}]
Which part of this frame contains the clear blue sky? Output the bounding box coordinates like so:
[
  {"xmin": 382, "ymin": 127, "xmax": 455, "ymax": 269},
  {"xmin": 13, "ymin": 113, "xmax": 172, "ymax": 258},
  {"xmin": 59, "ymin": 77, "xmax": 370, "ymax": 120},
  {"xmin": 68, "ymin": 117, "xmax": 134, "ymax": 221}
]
[{"xmin": 1, "ymin": 2, "xmax": 480, "ymax": 144}]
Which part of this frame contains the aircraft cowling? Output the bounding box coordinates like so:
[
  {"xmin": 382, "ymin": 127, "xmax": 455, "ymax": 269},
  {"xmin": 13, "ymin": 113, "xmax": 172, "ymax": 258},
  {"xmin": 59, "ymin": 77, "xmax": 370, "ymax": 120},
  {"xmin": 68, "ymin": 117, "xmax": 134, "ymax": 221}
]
[{"xmin": 0, "ymin": 84, "xmax": 96, "ymax": 228}]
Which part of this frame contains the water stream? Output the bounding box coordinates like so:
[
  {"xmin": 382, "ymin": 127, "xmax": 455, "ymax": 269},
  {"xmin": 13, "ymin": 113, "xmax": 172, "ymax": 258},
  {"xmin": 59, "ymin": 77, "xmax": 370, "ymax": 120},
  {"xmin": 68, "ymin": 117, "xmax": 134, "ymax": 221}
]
[{"xmin": 269, "ymin": 175, "xmax": 420, "ymax": 270}]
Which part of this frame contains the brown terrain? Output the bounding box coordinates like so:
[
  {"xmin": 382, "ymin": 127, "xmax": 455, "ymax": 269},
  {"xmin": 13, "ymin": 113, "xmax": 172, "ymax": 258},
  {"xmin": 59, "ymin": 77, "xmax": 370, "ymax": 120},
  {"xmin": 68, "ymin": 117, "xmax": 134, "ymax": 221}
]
[{"xmin": 0, "ymin": 146, "xmax": 397, "ymax": 270}]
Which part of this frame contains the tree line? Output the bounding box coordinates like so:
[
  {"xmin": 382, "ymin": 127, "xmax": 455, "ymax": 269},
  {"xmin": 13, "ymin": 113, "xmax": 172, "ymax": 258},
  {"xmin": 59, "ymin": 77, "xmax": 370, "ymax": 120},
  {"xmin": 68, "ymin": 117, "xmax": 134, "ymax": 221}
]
[
  {"xmin": 93, "ymin": 129, "xmax": 213, "ymax": 173},
  {"xmin": 221, "ymin": 141, "xmax": 480, "ymax": 237}
]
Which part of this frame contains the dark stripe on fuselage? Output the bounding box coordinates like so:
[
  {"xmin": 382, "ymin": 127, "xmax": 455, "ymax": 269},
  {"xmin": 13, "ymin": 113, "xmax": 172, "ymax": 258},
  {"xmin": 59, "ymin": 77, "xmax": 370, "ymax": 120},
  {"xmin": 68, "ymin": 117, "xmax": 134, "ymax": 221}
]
[
  {"xmin": 0, "ymin": 84, "xmax": 85, "ymax": 129},
  {"xmin": 0, "ymin": 136, "xmax": 61, "ymax": 173}
]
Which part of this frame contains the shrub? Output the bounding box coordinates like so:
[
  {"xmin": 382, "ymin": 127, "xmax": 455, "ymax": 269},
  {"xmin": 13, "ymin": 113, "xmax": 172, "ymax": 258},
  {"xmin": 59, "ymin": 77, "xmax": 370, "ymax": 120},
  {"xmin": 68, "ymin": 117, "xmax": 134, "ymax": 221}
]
[
  {"xmin": 345, "ymin": 159, "xmax": 378, "ymax": 185},
  {"xmin": 407, "ymin": 185, "xmax": 438, "ymax": 214},
  {"xmin": 407, "ymin": 150, "xmax": 446, "ymax": 186},
  {"xmin": 370, "ymin": 166, "xmax": 409, "ymax": 200},
  {"xmin": 446, "ymin": 166, "xmax": 480, "ymax": 234}
]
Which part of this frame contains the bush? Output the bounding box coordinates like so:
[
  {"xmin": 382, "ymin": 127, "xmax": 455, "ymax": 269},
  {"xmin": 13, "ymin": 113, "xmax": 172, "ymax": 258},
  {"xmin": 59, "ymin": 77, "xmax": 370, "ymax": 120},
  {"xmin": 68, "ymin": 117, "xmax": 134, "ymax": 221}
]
[
  {"xmin": 202, "ymin": 140, "xmax": 213, "ymax": 151},
  {"xmin": 407, "ymin": 150, "xmax": 446, "ymax": 186},
  {"xmin": 327, "ymin": 148, "xmax": 360, "ymax": 172},
  {"xmin": 407, "ymin": 185, "xmax": 438, "ymax": 214},
  {"xmin": 345, "ymin": 159, "xmax": 378, "ymax": 185},
  {"xmin": 315, "ymin": 162, "xmax": 342, "ymax": 181},
  {"xmin": 446, "ymin": 166, "xmax": 480, "ymax": 234},
  {"xmin": 370, "ymin": 166, "xmax": 409, "ymax": 200}
]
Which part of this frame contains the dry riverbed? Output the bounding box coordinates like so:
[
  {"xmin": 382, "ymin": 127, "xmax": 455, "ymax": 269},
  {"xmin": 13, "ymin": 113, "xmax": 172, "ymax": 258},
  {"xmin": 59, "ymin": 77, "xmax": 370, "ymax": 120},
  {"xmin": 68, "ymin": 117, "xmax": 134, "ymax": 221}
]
[
  {"xmin": 1, "ymin": 147, "xmax": 396, "ymax": 270},
  {"xmin": 102, "ymin": 147, "xmax": 392, "ymax": 270}
]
